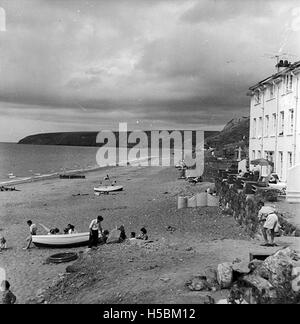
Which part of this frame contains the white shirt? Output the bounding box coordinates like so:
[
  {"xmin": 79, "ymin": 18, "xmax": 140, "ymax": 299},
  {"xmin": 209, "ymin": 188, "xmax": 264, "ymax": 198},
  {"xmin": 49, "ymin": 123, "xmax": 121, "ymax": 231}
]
[
  {"xmin": 30, "ymin": 224, "xmax": 37, "ymax": 235},
  {"xmin": 89, "ymin": 219, "xmax": 100, "ymax": 231}
]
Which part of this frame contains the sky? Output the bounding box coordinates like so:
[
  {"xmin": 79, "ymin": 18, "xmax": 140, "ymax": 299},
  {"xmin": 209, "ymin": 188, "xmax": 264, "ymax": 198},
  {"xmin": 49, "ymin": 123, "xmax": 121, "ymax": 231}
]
[{"xmin": 0, "ymin": 0, "xmax": 300, "ymax": 142}]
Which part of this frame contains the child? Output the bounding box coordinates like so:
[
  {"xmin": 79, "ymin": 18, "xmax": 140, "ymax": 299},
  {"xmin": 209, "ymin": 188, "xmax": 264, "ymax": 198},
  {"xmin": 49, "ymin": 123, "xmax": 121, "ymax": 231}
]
[
  {"xmin": 101, "ymin": 230, "xmax": 110, "ymax": 244},
  {"xmin": 1, "ymin": 280, "xmax": 17, "ymax": 304},
  {"xmin": 0, "ymin": 236, "xmax": 7, "ymax": 252},
  {"xmin": 137, "ymin": 227, "xmax": 148, "ymax": 240},
  {"xmin": 118, "ymin": 225, "xmax": 127, "ymax": 242}
]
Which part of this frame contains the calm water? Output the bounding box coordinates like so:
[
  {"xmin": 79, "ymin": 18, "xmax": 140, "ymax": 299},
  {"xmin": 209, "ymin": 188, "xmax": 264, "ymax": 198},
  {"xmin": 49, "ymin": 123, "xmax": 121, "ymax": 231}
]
[{"xmin": 0, "ymin": 143, "xmax": 99, "ymax": 183}]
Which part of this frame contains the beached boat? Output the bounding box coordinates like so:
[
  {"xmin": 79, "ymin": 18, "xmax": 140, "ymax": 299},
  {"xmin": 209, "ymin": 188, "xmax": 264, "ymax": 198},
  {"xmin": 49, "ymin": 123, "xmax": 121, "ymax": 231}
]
[
  {"xmin": 94, "ymin": 185, "xmax": 123, "ymax": 194},
  {"xmin": 32, "ymin": 232, "xmax": 91, "ymax": 248}
]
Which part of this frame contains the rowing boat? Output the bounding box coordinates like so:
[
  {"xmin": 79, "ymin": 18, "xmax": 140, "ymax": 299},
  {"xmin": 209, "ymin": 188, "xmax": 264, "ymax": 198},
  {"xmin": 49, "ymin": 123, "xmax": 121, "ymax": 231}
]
[
  {"xmin": 94, "ymin": 185, "xmax": 123, "ymax": 194},
  {"xmin": 32, "ymin": 232, "xmax": 91, "ymax": 248}
]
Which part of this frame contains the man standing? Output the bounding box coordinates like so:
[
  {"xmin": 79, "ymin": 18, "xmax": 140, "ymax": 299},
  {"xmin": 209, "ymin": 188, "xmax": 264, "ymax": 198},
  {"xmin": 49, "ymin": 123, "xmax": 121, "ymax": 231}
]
[
  {"xmin": 88, "ymin": 216, "xmax": 103, "ymax": 248},
  {"xmin": 23, "ymin": 220, "xmax": 37, "ymax": 250},
  {"xmin": 258, "ymin": 205, "xmax": 279, "ymax": 247}
]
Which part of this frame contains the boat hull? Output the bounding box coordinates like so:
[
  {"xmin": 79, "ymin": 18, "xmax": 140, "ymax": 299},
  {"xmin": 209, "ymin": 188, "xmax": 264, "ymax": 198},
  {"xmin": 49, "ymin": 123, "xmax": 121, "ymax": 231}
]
[
  {"xmin": 94, "ymin": 185, "xmax": 123, "ymax": 193},
  {"xmin": 32, "ymin": 232, "xmax": 90, "ymax": 248}
]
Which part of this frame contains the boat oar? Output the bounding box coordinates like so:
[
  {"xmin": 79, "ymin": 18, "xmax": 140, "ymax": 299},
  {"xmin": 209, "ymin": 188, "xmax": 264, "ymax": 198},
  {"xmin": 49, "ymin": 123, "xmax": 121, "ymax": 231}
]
[{"xmin": 39, "ymin": 223, "xmax": 50, "ymax": 233}]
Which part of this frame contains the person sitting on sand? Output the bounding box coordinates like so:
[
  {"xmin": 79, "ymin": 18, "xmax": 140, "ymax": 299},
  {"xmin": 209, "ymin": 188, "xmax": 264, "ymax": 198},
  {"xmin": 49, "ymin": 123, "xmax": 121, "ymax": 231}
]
[
  {"xmin": 66, "ymin": 224, "xmax": 77, "ymax": 234},
  {"xmin": 23, "ymin": 220, "xmax": 37, "ymax": 250},
  {"xmin": 99, "ymin": 230, "xmax": 109, "ymax": 244},
  {"xmin": 118, "ymin": 225, "xmax": 127, "ymax": 242},
  {"xmin": 0, "ymin": 280, "xmax": 16, "ymax": 304},
  {"xmin": 137, "ymin": 227, "xmax": 148, "ymax": 240},
  {"xmin": 89, "ymin": 216, "xmax": 103, "ymax": 248},
  {"xmin": 48, "ymin": 227, "xmax": 60, "ymax": 235},
  {"xmin": 0, "ymin": 236, "xmax": 7, "ymax": 252}
]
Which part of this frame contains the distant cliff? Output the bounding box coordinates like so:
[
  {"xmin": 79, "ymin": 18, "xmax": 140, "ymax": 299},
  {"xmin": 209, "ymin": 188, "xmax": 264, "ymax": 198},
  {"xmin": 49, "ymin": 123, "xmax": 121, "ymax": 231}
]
[
  {"xmin": 206, "ymin": 116, "xmax": 250, "ymax": 149},
  {"xmin": 19, "ymin": 130, "xmax": 219, "ymax": 147}
]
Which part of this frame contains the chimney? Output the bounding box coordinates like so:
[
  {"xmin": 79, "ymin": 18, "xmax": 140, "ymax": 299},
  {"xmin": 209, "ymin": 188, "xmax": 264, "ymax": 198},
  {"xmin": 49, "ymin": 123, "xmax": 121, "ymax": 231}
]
[{"xmin": 276, "ymin": 60, "xmax": 286, "ymax": 72}]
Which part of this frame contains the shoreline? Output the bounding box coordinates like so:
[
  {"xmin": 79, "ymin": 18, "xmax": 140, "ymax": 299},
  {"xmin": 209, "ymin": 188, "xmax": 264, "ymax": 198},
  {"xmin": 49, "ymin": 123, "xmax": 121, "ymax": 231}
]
[{"xmin": 0, "ymin": 156, "xmax": 157, "ymax": 187}]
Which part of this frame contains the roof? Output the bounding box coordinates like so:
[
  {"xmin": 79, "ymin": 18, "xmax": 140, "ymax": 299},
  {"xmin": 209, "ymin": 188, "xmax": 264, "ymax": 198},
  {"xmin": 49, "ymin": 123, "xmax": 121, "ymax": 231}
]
[{"xmin": 249, "ymin": 60, "xmax": 300, "ymax": 92}]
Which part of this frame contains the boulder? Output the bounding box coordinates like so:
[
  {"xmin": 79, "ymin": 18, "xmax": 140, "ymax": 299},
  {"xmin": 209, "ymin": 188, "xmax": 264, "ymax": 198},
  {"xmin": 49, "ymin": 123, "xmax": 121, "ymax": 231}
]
[
  {"xmin": 241, "ymin": 274, "xmax": 277, "ymax": 303},
  {"xmin": 217, "ymin": 262, "xmax": 233, "ymax": 288},
  {"xmin": 291, "ymin": 267, "xmax": 300, "ymax": 293},
  {"xmin": 186, "ymin": 276, "xmax": 210, "ymax": 291},
  {"xmin": 256, "ymin": 250, "xmax": 294, "ymax": 288},
  {"xmin": 232, "ymin": 261, "xmax": 250, "ymax": 275}
]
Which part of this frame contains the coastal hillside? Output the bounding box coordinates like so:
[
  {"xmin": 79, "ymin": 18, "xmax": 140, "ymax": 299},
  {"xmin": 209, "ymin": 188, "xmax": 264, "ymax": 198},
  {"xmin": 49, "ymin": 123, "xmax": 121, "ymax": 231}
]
[
  {"xmin": 205, "ymin": 116, "xmax": 250, "ymax": 150},
  {"xmin": 18, "ymin": 130, "xmax": 219, "ymax": 147}
]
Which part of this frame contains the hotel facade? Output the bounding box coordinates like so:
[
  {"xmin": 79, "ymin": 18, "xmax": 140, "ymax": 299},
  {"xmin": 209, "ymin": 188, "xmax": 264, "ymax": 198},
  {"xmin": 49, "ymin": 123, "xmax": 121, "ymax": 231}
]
[{"xmin": 248, "ymin": 60, "xmax": 300, "ymax": 181}]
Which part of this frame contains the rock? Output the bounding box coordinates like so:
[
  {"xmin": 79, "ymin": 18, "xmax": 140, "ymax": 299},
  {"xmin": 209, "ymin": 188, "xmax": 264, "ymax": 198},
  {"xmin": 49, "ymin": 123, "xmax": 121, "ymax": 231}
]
[
  {"xmin": 185, "ymin": 247, "xmax": 193, "ymax": 251},
  {"xmin": 248, "ymin": 259, "xmax": 264, "ymax": 272},
  {"xmin": 232, "ymin": 261, "xmax": 250, "ymax": 275},
  {"xmin": 291, "ymin": 267, "xmax": 300, "ymax": 293},
  {"xmin": 36, "ymin": 288, "xmax": 45, "ymax": 297},
  {"xmin": 75, "ymin": 282, "xmax": 85, "ymax": 289},
  {"xmin": 241, "ymin": 274, "xmax": 277, "ymax": 302},
  {"xmin": 216, "ymin": 299, "xmax": 228, "ymax": 304},
  {"xmin": 232, "ymin": 258, "xmax": 242, "ymax": 264},
  {"xmin": 66, "ymin": 265, "xmax": 79, "ymax": 273},
  {"xmin": 256, "ymin": 249, "xmax": 294, "ymax": 289},
  {"xmin": 186, "ymin": 276, "xmax": 210, "ymax": 291},
  {"xmin": 203, "ymin": 295, "xmax": 215, "ymax": 304},
  {"xmin": 203, "ymin": 267, "xmax": 219, "ymax": 289},
  {"xmin": 217, "ymin": 263, "xmax": 233, "ymax": 289},
  {"xmin": 36, "ymin": 296, "xmax": 45, "ymax": 304}
]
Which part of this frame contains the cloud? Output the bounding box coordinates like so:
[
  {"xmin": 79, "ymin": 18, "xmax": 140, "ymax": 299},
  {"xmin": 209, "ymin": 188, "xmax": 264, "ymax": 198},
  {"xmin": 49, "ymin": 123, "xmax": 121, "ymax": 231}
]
[{"xmin": 0, "ymin": 0, "xmax": 299, "ymax": 141}]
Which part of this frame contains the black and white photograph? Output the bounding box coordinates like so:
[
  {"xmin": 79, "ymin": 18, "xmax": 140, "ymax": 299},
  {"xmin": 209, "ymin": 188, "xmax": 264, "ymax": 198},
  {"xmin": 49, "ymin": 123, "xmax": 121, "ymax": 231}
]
[{"xmin": 0, "ymin": 0, "xmax": 300, "ymax": 307}]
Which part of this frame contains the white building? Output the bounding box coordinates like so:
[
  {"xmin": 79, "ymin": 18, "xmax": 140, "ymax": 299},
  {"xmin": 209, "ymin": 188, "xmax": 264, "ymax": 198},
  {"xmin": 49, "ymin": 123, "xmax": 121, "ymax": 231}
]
[{"xmin": 248, "ymin": 60, "xmax": 300, "ymax": 181}]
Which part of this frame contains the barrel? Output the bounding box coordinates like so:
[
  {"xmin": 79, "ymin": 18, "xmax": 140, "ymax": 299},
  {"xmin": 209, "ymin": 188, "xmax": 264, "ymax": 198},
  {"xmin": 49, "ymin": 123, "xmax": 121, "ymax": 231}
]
[
  {"xmin": 178, "ymin": 196, "xmax": 187, "ymax": 209},
  {"xmin": 187, "ymin": 196, "xmax": 197, "ymax": 208},
  {"xmin": 196, "ymin": 192, "xmax": 207, "ymax": 207}
]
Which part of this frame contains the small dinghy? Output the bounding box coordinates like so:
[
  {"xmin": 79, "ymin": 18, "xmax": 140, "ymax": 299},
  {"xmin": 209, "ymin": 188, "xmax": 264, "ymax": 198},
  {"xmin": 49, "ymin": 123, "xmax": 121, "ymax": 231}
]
[
  {"xmin": 32, "ymin": 232, "xmax": 91, "ymax": 248},
  {"xmin": 94, "ymin": 185, "xmax": 123, "ymax": 194}
]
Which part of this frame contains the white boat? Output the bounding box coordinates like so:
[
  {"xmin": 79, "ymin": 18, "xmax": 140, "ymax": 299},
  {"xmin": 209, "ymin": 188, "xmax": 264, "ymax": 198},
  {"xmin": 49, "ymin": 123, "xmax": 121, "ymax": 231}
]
[
  {"xmin": 94, "ymin": 185, "xmax": 123, "ymax": 194},
  {"xmin": 32, "ymin": 232, "xmax": 91, "ymax": 248}
]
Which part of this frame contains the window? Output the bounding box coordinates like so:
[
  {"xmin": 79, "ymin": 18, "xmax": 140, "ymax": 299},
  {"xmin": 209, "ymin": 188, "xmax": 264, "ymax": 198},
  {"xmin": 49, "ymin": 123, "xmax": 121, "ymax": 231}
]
[
  {"xmin": 257, "ymin": 150, "xmax": 261, "ymax": 158},
  {"xmin": 253, "ymin": 118, "xmax": 257, "ymax": 137},
  {"xmin": 279, "ymin": 111, "xmax": 284, "ymax": 136},
  {"xmin": 258, "ymin": 117, "xmax": 263, "ymax": 137},
  {"xmin": 278, "ymin": 151, "xmax": 283, "ymax": 179},
  {"xmin": 288, "ymin": 152, "xmax": 293, "ymax": 168},
  {"xmin": 254, "ymin": 91, "xmax": 260, "ymax": 104},
  {"xmin": 272, "ymin": 113, "xmax": 277, "ymax": 136},
  {"xmin": 287, "ymin": 74, "xmax": 293, "ymax": 92},
  {"xmin": 265, "ymin": 151, "xmax": 274, "ymax": 163},
  {"xmin": 265, "ymin": 115, "xmax": 269, "ymax": 137},
  {"xmin": 269, "ymin": 83, "xmax": 275, "ymax": 99},
  {"xmin": 289, "ymin": 109, "xmax": 294, "ymax": 134},
  {"xmin": 252, "ymin": 150, "xmax": 255, "ymax": 160}
]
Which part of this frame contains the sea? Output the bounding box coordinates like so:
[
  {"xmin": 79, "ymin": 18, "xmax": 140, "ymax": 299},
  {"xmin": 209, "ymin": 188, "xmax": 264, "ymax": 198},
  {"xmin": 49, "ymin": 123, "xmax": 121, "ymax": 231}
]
[{"xmin": 0, "ymin": 143, "xmax": 99, "ymax": 184}]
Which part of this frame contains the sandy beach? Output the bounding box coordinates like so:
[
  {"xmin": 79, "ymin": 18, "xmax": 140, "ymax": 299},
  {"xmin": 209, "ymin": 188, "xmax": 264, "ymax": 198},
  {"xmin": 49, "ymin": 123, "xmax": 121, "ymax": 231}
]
[{"xmin": 1, "ymin": 165, "xmax": 299, "ymax": 304}]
